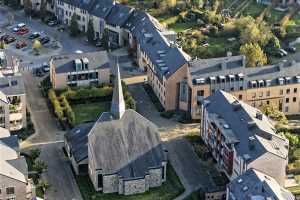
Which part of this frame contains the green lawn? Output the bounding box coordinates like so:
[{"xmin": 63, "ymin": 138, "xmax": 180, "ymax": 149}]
[
  {"xmin": 75, "ymin": 164, "xmax": 184, "ymax": 200},
  {"xmin": 288, "ymin": 185, "xmax": 300, "ymax": 195},
  {"xmin": 169, "ymin": 22, "xmax": 198, "ymax": 33},
  {"xmin": 71, "ymin": 101, "xmax": 111, "ymax": 125}
]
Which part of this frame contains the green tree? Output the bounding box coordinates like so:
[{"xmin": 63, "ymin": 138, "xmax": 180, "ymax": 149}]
[
  {"xmin": 240, "ymin": 43, "xmax": 267, "ymax": 67},
  {"xmin": 70, "ymin": 14, "xmax": 79, "ymax": 36},
  {"xmin": 87, "ymin": 19, "xmax": 95, "ymax": 43},
  {"xmin": 40, "ymin": 0, "xmax": 47, "ymax": 21},
  {"xmin": 285, "ymin": 132, "xmax": 299, "ymax": 147},
  {"xmin": 37, "ymin": 180, "xmax": 50, "ymax": 192},
  {"xmin": 29, "ymin": 148, "xmax": 41, "ymax": 160},
  {"xmin": 24, "ymin": 0, "xmax": 32, "ymax": 16},
  {"xmin": 33, "ymin": 160, "xmax": 48, "ymax": 174}
]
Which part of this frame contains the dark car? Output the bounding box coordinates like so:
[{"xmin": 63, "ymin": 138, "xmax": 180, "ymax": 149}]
[
  {"xmin": 42, "ymin": 63, "xmax": 50, "ymax": 72},
  {"xmin": 5, "ymin": 36, "xmax": 16, "ymax": 44},
  {"xmin": 28, "ymin": 32, "xmax": 41, "ymax": 39},
  {"xmin": 40, "ymin": 36, "xmax": 50, "ymax": 44},
  {"xmin": 276, "ymin": 51, "xmax": 285, "ymax": 58},
  {"xmin": 287, "ymin": 46, "xmax": 296, "ymax": 53},
  {"xmin": 0, "ymin": 34, "xmax": 9, "ymax": 41},
  {"xmin": 48, "ymin": 20, "xmax": 58, "ymax": 26}
]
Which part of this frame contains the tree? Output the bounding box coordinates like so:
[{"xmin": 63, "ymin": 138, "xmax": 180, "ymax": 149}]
[
  {"xmin": 33, "ymin": 160, "xmax": 48, "ymax": 174},
  {"xmin": 23, "ymin": 0, "xmax": 32, "ymax": 16},
  {"xmin": 240, "ymin": 43, "xmax": 267, "ymax": 67},
  {"xmin": 265, "ymin": 36, "xmax": 281, "ymax": 55},
  {"xmin": 262, "ymin": 104, "xmax": 288, "ymax": 125},
  {"xmin": 70, "ymin": 14, "xmax": 79, "ymax": 36},
  {"xmin": 0, "ymin": 40, "xmax": 6, "ymax": 49},
  {"xmin": 37, "ymin": 180, "xmax": 50, "ymax": 192},
  {"xmin": 32, "ymin": 39, "xmax": 42, "ymax": 55},
  {"xmin": 40, "ymin": 0, "xmax": 47, "ymax": 21},
  {"xmin": 30, "ymin": 148, "xmax": 41, "ymax": 160},
  {"xmin": 87, "ymin": 19, "xmax": 95, "ymax": 43}
]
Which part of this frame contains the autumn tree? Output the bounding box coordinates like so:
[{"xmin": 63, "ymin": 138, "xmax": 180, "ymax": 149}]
[{"xmin": 240, "ymin": 43, "xmax": 267, "ymax": 67}]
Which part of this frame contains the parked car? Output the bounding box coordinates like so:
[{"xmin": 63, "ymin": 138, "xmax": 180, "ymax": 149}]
[
  {"xmin": 17, "ymin": 23, "xmax": 26, "ymax": 28},
  {"xmin": 42, "ymin": 63, "xmax": 50, "ymax": 72},
  {"xmin": 34, "ymin": 67, "xmax": 44, "ymax": 77},
  {"xmin": 12, "ymin": 26, "xmax": 19, "ymax": 32},
  {"xmin": 16, "ymin": 27, "xmax": 29, "ymax": 35},
  {"xmin": 287, "ymin": 46, "xmax": 296, "ymax": 53},
  {"xmin": 279, "ymin": 48, "xmax": 288, "ymax": 56},
  {"xmin": 5, "ymin": 36, "xmax": 16, "ymax": 44},
  {"xmin": 39, "ymin": 36, "xmax": 50, "ymax": 44},
  {"xmin": 28, "ymin": 32, "xmax": 41, "ymax": 39},
  {"xmin": 16, "ymin": 40, "xmax": 27, "ymax": 49},
  {"xmin": 48, "ymin": 20, "xmax": 58, "ymax": 26},
  {"xmin": 0, "ymin": 34, "xmax": 9, "ymax": 41},
  {"xmin": 276, "ymin": 50, "xmax": 285, "ymax": 58}
]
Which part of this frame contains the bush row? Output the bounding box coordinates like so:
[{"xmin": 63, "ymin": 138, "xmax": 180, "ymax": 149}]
[{"xmin": 48, "ymin": 89, "xmax": 64, "ymax": 121}]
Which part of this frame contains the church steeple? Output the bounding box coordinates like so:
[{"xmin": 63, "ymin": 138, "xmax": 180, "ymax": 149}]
[{"xmin": 111, "ymin": 62, "xmax": 125, "ymax": 119}]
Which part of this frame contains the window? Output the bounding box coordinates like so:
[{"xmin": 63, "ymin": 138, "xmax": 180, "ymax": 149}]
[
  {"xmin": 286, "ymin": 89, "xmax": 290, "ymax": 94},
  {"xmin": 6, "ymin": 197, "xmax": 16, "ymax": 200},
  {"xmin": 252, "ymin": 93, "xmax": 256, "ymax": 98},
  {"xmin": 211, "ymin": 89, "xmax": 215, "ymax": 93},
  {"xmin": 293, "ymin": 97, "xmax": 297, "ymax": 102},
  {"xmin": 239, "ymin": 94, "xmax": 243, "ymax": 100},
  {"xmin": 6, "ymin": 187, "xmax": 14, "ymax": 195},
  {"xmin": 239, "ymin": 86, "xmax": 243, "ymax": 90},
  {"xmin": 285, "ymin": 106, "xmax": 289, "ymax": 112},
  {"xmin": 97, "ymin": 174, "xmax": 103, "ymax": 188},
  {"xmin": 266, "ymin": 100, "xmax": 270, "ymax": 105},
  {"xmin": 231, "ymin": 87, "xmax": 234, "ymax": 91},
  {"xmin": 252, "ymin": 102, "xmax": 256, "ymax": 107},
  {"xmin": 294, "ymin": 88, "xmax": 298, "ymax": 93},
  {"xmin": 162, "ymin": 165, "xmax": 165, "ymax": 180},
  {"xmin": 197, "ymin": 90, "xmax": 204, "ymax": 97},
  {"xmin": 266, "ymin": 91, "xmax": 270, "ymax": 97},
  {"xmin": 280, "ymin": 89, "xmax": 283, "ymax": 95},
  {"xmin": 286, "ymin": 98, "xmax": 289, "ymax": 103}
]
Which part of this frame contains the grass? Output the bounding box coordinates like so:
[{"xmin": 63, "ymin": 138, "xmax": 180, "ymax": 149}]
[
  {"xmin": 71, "ymin": 101, "xmax": 111, "ymax": 125},
  {"xmin": 169, "ymin": 22, "xmax": 198, "ymax": 33},
  {"xmin": 75, "ymin": 164, "xmax": 184, "ymax": 200},
  {"xmin": 288, "ymin": 185, "xmax": 300, "ymax": 195}
]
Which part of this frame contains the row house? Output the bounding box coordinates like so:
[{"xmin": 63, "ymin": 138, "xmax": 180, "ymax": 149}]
[
  {"xmin": 184, "ymin": 55, "xmax": 300, "ymax": 120},
  {"xmin": 201, "ymin": 90, "xmax": 289, "ymax": 186}
]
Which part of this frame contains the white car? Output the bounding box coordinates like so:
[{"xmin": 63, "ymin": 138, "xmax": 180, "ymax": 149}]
[{"xmin": 17, "ymin": 23, "xmax": 26, "ymax": 28}]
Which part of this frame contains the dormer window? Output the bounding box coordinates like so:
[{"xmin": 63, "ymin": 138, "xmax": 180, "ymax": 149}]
[
  {"xmin": 250, "ymin": 81, "xmax": 257, "ymax": 88},
  {"xmin": 219, "ymin": 76, "xmax": 225, "ymax": 83},
  {"xmin": 285, "ymin": 77, "xmax": 291, "ymax": 84},
  {"xmin": 209, "ymin": 76, "xmax": 216, "ymax": 84},
  {"xmin": 228, "ymin": 74, "xmax": 235, "ymax": 82},
  {"xmin": 258, "ymin": 80, "xmax": 264, "ymax": 88},
  {"xmin": 278, "ymin": 78, "xmax": 284, "ymax": 85},
  {"xmin": 296, "ymin": 76, "xmax": 300, "ymax": 83},
  {"xmin": 265, "ymin": 80, "xmax": 271, "ymax": 87}
]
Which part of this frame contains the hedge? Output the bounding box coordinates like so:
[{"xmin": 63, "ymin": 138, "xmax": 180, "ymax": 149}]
[
  {"xmin": 48, "ymin": 89, "xmax": 64, "ymax": 120},
  {"xmin": 61, "ymin": 95, "xmax": 75, "ymax": 126}
]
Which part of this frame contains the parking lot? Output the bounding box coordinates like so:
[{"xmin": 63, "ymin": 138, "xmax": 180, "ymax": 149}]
[{"xmin": 0, "ymin": 6, "xmax": 100, "ymax": 71}]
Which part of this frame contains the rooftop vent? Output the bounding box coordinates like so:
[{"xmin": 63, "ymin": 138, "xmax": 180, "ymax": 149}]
[
  {"xmin": 238, "ymin": 178, "xmax": 243, "ymax": 183},
  {"xmin": 256, "ymin": 111, "xmax": 263, "ymax": 120},
  {"xmin": 232, "ymin": 100, "xmax": 241, "ymax": 111},
  {"xmin": 243, "ymin": 154, "xmax": 251, "ymax": 161},
  {"xmin": 242, "ymin": 186, "xmax": 248, "ymax": 191},
  {"xmin": 223, "ymin": 124, "xmax": 230, "ymax": 129}
]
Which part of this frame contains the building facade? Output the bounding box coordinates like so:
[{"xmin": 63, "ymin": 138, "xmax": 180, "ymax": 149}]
[
  {"xmin": 50, "ymin": 51, "xmax": 110, "ymax": 89},
  {"xmin": 201, "ymin": 90, "xmax": 289, "ymax": 186},
  {"xmin": 0, "ymin": 128, "xmax": 36, "ymax": 200}
]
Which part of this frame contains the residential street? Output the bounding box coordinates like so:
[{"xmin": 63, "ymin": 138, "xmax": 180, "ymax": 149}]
[{"xmin": 21, "ymin": 72, "xmax": 83, "ymax": 200}]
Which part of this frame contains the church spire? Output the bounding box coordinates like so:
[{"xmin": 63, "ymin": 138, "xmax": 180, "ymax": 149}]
[{"xmin": 111, "ymin": 61, "xmax": 125, "ymax": 119}]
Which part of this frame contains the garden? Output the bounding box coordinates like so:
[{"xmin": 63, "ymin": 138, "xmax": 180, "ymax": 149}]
[
  {"xmin": 47, "ymin": 83, "xmax": 136, "ymax": 128},
  {"xmin": 75, "ymin": 164, "xmax": 184, "ymax": 200}
]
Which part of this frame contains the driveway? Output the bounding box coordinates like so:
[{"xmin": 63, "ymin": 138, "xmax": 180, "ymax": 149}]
[
  {"xmin": 128, "ymin": 83, "xmax": 210, "ymax": 198},
  {"xmin": 21, "ymin": 72, "xmax": 82, "ymax": 200}
]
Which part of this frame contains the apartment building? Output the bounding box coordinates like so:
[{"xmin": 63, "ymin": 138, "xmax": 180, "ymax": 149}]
[
  {"xmin": 49, "ymin": 51, "xmax": 110, "ymax": 89},
  {"xmin": 201, "ymin": 90, "xmax": 289, "ymax": 186},
  {"xmin": 56, "ymin": 0, "xmax": 91, "ymax": 32},
  {"xmin": 227, "ymin": 169, "xmax": 295, "ymax": 200},
  {"xmin": 0, "ymin": 128, "xmax": 36, "ymax": 200},
  {"xmin": 182, "ymin": 56, "xmax": 300, "ymax": 120}
]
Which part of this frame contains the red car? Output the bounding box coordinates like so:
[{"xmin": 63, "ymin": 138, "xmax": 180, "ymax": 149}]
[
  {"xmin": 16, "ymin": 40, "xmax": 27, "ymax": 49},
  {"xmin": 16, "ymin": 27, "xmax": 29, "ymax": 35}
]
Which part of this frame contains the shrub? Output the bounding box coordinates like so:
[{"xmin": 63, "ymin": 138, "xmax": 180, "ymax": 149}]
[{"xmin": 48, "ymin": 89, "xmax": 64, "ymax": 120}]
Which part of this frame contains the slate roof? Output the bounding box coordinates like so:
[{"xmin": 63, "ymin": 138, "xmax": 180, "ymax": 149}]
[
  {"xmin": 59, "ymin": 0, "xmax": 96, "ymax": 11},
  {"xmin": 52, "ymin": 51, "xmax": 110, "ymax": 74},
  {"xmin": 0, "ymin": 134, "xmax": 27, "ymax": 183},
  {"xmin": 125, "ymin": 10, "xmax": 189, "ymax": 80},
  {"xmin": 64, "ymin": 122, "xmax": 94, "ymax": 163},
  {"xmin": 189, "ymin": 56, "xmax": 300, "ymax": 86},
  {"xmin": 88, "ymin": 110, "xmax": 167, "ymax": 179},
  {"xmin": 0, "ymin": 135, "xmax": 19, "ymax": 150},
  {"xmin": 0, "ymin": 75, "xmax": 25, "ymax": 96},
  {"xmin": 204, "ymin": 90, "xmax": 289, "ymax": 184},
  {"xmin": 90, "ymin": 0, "xmax": 114, "ymax": 18},
  {"xmin": 228, "ymin": 169, "xmax": 295, "ymax": 200},
  {"xmin": 105, "ymin": 3, "xmax": 133, "ymax": 27}
]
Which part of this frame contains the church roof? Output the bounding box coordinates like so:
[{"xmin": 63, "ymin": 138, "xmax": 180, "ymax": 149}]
[{"xmin": 88, "ymin": 109, "xmax": 167, "ymax": 180}]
